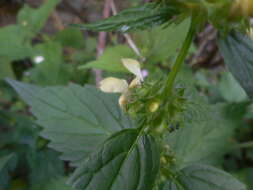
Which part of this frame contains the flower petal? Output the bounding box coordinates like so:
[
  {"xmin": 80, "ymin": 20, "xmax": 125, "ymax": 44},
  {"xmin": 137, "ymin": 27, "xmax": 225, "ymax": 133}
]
[
  {"xmin": 121, "ymin": 58, "xmax": 143, "ymax": 81},
  {"xmin": 129, "ymin": 77, "xmax": 141, "ymax": 89},
  {"xmin": 99, "ymin": 77, "xmax": 128, "ymax": 93},
  {"xmin": 118, "ymin": 94, "xmax": 128, "ymax": 109}
]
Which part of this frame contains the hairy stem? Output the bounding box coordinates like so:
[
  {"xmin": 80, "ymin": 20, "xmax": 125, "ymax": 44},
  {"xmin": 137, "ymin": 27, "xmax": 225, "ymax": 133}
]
[{"xmin": 164, "ymin": 16, "xmax": 197, "ymax": 97}]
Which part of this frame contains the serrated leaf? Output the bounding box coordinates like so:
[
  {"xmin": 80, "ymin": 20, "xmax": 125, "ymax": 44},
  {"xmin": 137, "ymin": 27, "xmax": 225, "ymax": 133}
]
[
  {"xmin": 162, "ymin": 164, "xmax": 246, "ymax": 190},
  {"xmin": 7, "ymin": 79, "xmax": 134, "ymax": 166},
  {"xmin": 166, "ymin": 104, "xmax": 236, "ymax": 168},
  {"xmin": 68, "ymin": 129, "xmax": 160, "ymax": 190},
  {"xmin": 218, "ymin": 31, "xmax": 253, "ymax": 98},
  {"xmin": 79, "ymin": 45, "xmax": 136, "ymax": 72},
  {"xmin": 72, "ymin": 3, "xmax": 178, "ymax": 32}
]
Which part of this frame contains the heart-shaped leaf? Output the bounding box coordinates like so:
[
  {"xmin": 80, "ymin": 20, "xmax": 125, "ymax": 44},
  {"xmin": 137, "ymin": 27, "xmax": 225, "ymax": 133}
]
[{"xmin": 7, "ymin": 79, "xmax": 134, "ymax": 166}]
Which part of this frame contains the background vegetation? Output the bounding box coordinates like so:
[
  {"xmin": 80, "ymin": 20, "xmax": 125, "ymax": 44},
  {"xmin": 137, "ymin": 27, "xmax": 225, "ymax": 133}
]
[{"xmin": 0, "ymin": 0, "xmax": 253, "ymax": 190}]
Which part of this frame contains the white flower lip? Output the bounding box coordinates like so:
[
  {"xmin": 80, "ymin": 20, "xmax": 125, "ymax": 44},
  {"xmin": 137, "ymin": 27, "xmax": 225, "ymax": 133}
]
[
  {"xmin": 99, "ymin": 59, "xmax": 143, "ymax": 95},
  {"xmin": 99, "ymin": 77, "xmax": 128, "ymax": 93},
  {"xmin": 121, "ymin": 58, "xmax": 143, "ymax": 81}
]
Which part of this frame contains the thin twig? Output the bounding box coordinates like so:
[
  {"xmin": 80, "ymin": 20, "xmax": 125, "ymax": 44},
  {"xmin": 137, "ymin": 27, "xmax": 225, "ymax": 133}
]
[
  {"xmin": 110, "ymin": 0, "xmax": 145, "ymax": 61},
  {"xmin": 94, "ymin": 0, "xmax": 112, "ymax": 85}
]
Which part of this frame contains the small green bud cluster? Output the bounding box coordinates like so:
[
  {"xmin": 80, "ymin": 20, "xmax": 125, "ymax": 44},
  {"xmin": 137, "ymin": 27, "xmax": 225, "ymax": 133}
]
[
  {"xmin": 153, "ymin": 143, "xmax": 177, "ymax": 188},
  {"xmin": 125, "ymin": 78, "xmax": 188, "ymax": 135}
]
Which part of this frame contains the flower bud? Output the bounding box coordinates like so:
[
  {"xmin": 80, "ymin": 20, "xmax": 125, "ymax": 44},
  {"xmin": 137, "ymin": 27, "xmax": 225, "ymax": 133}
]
[
  {"xmin": 149, "ymin": 101, "xmax": 160, "ymax": 113},
  {"xmin": 160, "ymin": 156, "xmax": 167, "ymax": 165}
]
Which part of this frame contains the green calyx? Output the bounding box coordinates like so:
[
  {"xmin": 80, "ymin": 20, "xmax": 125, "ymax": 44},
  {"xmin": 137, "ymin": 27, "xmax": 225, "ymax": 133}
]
[{"xmin": 125, "ymin": 78, "xmax": 188, "ymax": 135}]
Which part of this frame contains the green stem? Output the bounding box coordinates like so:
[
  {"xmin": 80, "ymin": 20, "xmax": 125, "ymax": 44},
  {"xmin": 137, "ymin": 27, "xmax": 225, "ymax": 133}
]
[
  {"xmin": 162, "ymin": 167, "xmax": 184, "ymax": 189},
  {"xmin": 164, "ymin": 16, "xmax": 197, "ymax": 97}
]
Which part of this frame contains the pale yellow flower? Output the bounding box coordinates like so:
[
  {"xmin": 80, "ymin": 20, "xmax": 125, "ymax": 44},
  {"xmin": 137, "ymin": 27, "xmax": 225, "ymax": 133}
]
[
  {"xmin": 99, "ymin": 77, "xmax": 128, "ymax": 93},
  {"xmin": 99, "ymin": 59, "xmax": 143, "ymax": 107},
  {"xmin": 121, "ymin": 58, "xmax": 143, "ymax": 82}
]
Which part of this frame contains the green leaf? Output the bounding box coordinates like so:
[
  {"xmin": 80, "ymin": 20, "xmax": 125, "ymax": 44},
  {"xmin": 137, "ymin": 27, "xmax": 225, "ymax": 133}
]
[
  {"xmin": 0, "ymin": 0, "xmax": 59, "ymax": 61},
  {"xmin": 0, "ymin": 153, "xmax": 15, "ymax": 172},
  {"xmin": 79, "ymin": 45, "xmax": 136, "ymax": 72},
  {"xmin": 0, "ymin": 110, "xmax": 38, "ymax": 148},
  {"xmin": 30, "ymin": 177, "xmax": 73, "ymax": 190},
  {"xmin": 0, "ymin": 153, "xmax": 16, "ymax": 189},
  {"xmin": 218, "ymin": 72, "xmax": 247, "ymax": 102},
  {"xmin": 162, "ymin": 164, "xmax": 246, "ymax": 190},
  {"xmin": 0, "ymin": 25, "xmax": 33, "ymax": 60},
  {"xmin": 218, "ymin": 31, "xmax": 253, "ymax": 98},
  {"xmin": 166, "ymin": 104, "xmax": 236, "ymax": 168},
  {"xmin": 72, "ymin": 3, "xmax": 178, "ymax": 32},
  {"xmin": 17, "ymin": 0, "xmax": 60, "ymax": 37},
  {"xmin": 27, "ymin": 149, "xmax": 65, "ymax": 186},
  {"xmin": 29, "ymin": 42, "xmax": 71, "ymax": 86},
  {"xmin": 0, "ymin": 58, "xmax": 15, "ymax": 79},
  {"xmin": 237, "ymin": 168, "xmax": 253, "ymax": 190},
  {"xmin": 54, "ymin": 28, "xmax": 85, "ymax": 49},
  {"xmin": 68, "ymin": 129, "xmax": 160, "ymax": 190},
  {"xmin": 46, "ymin": 178, "xmax": 73, "ymax": 190},
  {"xmin": 6, "ymin": 79, "xmax": 134, "ymax": 166},
  {"xmin": 133, "ymin": 18, "xmax": 190, "ymax": 63}
]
